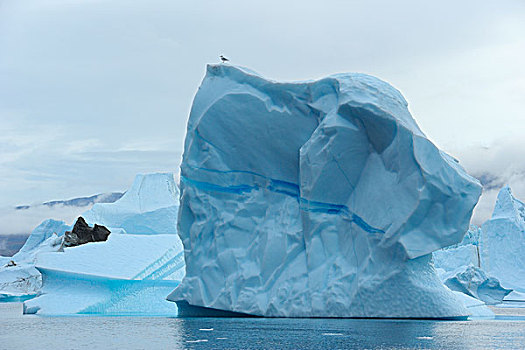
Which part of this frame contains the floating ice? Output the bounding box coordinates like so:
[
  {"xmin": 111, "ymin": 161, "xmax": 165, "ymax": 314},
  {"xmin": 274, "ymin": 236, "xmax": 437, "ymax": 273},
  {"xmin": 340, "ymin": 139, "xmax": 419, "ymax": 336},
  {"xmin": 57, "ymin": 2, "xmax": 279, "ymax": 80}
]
[
  {"xmin": 24, "ymin": 234, "xmax": 184, "ymax": 315},
  {"xmin": 0, "ymin": 221, "xmax": 66, "ymax": 299},
  {"xmin": 451, "ymin": 291, "xmax": 495, "ymax": 318},
  {"xmin": 1, "ymin": 173, "xmax": 184, "ymax": 314},
  {"xmin": 481, "ymin": 186, "xmax": 525, "ymax": 293},
  {"xmin": 444, "ymin": 265, "xmax": 511, "ymax": 305},
  {"xmin": 168, "ymin": 64, "xmax": 482, "ymax": 318}
]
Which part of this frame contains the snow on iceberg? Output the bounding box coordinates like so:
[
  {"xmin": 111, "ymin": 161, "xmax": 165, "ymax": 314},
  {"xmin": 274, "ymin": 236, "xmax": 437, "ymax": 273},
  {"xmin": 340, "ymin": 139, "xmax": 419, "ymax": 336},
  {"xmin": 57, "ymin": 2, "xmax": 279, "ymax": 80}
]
[
  {"xmin": 82, "ymin": 173, "xmax": 179, "ymax": 234},
  {"xmin": 168, "ymin": 64, "xmax": 482, "ymax": 318},
  {"xmin": 481, "ymin": 186, "xmax": 525, "ymax": 292},
  {"xmin": 24, "ymin": 234, "xmax": 184, "ymax": 315}
]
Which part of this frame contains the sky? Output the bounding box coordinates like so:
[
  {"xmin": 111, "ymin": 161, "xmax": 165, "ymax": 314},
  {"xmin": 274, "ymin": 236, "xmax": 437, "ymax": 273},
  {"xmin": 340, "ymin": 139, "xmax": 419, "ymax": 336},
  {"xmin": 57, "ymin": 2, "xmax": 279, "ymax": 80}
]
[{"xmin": 1, "ymin": 0, "xmax": 524, "ymax": 234}]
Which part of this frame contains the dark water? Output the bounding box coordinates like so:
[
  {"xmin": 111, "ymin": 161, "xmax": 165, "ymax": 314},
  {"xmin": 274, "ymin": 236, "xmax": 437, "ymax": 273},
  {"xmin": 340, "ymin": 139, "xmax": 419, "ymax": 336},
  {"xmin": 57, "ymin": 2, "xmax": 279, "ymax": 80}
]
[{"xmin": 1, "ymin": 316, "xmax": 525, "ymax": 350}]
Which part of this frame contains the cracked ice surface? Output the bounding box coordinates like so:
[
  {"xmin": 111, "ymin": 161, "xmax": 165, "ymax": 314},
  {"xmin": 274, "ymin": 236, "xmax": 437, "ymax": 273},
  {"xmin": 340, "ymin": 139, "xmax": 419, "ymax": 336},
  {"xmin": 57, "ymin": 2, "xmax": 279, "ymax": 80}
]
[{"xmin": 168, "ymin": 64, "xmax": 482, "ymax": 318}]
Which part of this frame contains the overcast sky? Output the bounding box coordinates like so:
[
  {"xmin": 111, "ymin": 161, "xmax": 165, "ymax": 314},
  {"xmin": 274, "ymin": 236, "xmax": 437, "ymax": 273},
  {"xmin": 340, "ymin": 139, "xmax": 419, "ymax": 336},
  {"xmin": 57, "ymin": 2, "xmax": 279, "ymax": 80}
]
[{"xmin": 1, "ymin": 0, "xmax": 524, "ymax": 233}]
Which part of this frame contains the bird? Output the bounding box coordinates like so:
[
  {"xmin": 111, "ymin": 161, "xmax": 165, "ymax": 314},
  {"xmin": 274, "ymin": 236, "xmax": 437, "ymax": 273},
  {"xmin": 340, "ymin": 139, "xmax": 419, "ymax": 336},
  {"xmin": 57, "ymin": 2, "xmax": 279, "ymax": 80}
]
[{"xmin": 220, "ymin": 55, "xmax": 229, "ymax": 63}]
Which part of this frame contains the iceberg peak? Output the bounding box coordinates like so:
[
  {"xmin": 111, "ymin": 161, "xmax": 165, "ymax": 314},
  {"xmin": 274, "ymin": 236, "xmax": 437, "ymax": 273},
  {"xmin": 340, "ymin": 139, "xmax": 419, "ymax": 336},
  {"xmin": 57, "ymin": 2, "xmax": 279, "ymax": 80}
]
[
  {"xmin": 481, "ymin": 186, "xmax": 525, "ymax": 292},
  {"xmin": 491, "ymin": 185, "xmax": 525, "ymax": 221},
  {"xmin": 82, "ymin": 173, "xmax": 180, "ymax": 234}
]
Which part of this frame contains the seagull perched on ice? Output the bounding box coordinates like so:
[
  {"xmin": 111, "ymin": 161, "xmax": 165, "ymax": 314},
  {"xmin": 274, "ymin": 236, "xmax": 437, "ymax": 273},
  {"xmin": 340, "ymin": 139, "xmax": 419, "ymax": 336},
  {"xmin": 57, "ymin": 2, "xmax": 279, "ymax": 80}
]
[{"xmin": 220, "ymin": 55, "xmax": 229, "ymax": 63}]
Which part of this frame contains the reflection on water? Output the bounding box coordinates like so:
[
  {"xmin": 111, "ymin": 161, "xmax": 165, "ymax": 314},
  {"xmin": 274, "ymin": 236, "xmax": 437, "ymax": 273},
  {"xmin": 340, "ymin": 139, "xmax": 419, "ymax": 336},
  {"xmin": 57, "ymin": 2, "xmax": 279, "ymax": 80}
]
[{"xmin": 2, "ymin": 316, "xmax": 525, "ymax": 349}]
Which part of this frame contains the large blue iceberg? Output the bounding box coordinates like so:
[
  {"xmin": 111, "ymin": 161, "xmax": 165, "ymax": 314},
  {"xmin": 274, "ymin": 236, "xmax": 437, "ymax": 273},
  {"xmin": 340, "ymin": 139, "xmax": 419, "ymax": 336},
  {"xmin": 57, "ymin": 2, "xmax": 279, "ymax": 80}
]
[{"xmin": 168, "ymin": 65, "xmax": 482, "ymax": 318}]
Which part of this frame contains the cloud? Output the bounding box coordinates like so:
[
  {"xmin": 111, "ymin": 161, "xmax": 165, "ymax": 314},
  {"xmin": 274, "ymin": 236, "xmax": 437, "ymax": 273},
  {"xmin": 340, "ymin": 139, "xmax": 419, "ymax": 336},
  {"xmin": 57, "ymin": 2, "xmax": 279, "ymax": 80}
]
[
  {"xmin": 450, "ymin": 137, "xmax": 525, "ymax": 225},
  {"xmin": 1, "ymin": 0, "xmax": 524, "ymax": 223},
  {"xmin": 0, "ymin": 204, "xmax": 86, "ymax": 236}
]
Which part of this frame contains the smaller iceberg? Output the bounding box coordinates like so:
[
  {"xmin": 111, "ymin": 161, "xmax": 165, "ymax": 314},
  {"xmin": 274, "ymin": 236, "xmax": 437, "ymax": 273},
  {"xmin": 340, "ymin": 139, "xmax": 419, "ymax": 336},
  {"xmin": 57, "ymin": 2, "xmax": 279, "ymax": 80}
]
[
  {"xmin": 444, "ymin": 265, "xmax": 511, "ymax": 305},
  {"xmin": 481, "ymin": 186, "xmax": 525, "ymax": 293},
  {"xmin": 24, "ymin": 233, "xmax": 184, "ymax": 315},
  {"xmin": 21, "ymin": 173, "xmax": 184, "ymax": 315},
  {"xmin": 433, "ymin": 223, "xmax": 512, "ymax": 306},
  {"xmin": 3, "ymin": 172, "xmax": 183, "ymax": 315},
  {"xmin": 14, "ymin": 219, "xmax": 69, "ymax": 258},
  {"xmin": 0, "ymin": 220, "xmax": 67, "ymax": 300},
  {"xmin": 434, "ymin": 187, "xmax": 525, "ymax": 307},
  {"xmin": 83, "ymin": 173, "xmax": 179, "ymax": 235}
]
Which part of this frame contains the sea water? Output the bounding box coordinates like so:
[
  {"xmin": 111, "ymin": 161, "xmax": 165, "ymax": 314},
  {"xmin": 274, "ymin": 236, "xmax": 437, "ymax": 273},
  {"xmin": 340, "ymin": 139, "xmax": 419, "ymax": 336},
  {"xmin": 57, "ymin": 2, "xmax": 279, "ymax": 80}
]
[{"xmin": 1, "ymin": 315, "xmax": 525, "ymax": 349}]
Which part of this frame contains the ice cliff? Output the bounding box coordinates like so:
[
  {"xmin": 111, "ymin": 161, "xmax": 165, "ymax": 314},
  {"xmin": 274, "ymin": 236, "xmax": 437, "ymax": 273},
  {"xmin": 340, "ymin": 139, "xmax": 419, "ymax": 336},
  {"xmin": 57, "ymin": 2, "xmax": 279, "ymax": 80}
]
[
  {"xmin": 481, "ymin": 186, "xmax": 525, "ymax": 293},
  {"xmin": 83, "ymin": 173, "xmax": 179, "ymax": 234},
  {"xmin": 168, "ymin": 64, "xmax": 482, "ymax": 318}
]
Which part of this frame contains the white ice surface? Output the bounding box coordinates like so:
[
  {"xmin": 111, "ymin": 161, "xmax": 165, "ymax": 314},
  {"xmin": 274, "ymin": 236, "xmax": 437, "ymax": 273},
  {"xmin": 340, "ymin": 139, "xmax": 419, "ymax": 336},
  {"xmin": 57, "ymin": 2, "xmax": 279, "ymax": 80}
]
[
  {"xmin": 25, "ymin": 234, "xmax": 184, "ymax": 315},
  {"xmin": 36, "ymin": 234, "xmax": 184, "ymax": 280},
  {"xmin": 0, "ymin": 223, "xmax": 65, "ymax": 297}
]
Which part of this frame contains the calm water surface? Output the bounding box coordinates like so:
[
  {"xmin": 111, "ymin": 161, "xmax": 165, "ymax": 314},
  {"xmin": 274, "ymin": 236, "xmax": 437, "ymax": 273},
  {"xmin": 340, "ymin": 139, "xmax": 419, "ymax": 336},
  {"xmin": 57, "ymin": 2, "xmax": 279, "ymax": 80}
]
[{"xmin": 2, "ymin": 316, "xmax": 525, "ymax": 349}]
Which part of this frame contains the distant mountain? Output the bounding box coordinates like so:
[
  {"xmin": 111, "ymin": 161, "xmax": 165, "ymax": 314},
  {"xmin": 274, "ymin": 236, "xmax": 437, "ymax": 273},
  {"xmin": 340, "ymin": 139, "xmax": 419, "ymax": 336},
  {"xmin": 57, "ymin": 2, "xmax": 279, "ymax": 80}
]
[
  {"xmin": 15, "ymin": 192, "xmax": 125, "ymax": 210},
  {"xmin": 0, "ymin": 234, "xmax": 30, "ymax": 257},
  {"xmin": 1, "ymin": 192, "xmax": 125, "ymax": 252}
]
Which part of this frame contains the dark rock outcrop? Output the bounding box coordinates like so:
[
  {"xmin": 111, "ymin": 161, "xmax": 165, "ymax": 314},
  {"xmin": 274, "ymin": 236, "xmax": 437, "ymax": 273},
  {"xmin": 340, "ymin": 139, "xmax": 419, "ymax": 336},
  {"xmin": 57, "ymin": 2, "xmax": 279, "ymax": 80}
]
[{"xmin": 63, "ymin": 217, "xmax": 110, "ymax": 248}]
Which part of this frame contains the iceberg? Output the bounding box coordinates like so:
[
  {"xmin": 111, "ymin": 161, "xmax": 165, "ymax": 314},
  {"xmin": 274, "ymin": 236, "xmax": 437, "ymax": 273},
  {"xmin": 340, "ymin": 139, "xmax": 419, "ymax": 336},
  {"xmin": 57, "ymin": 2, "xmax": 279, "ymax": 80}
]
[
  {"xmin": 83, "ymin": 173, "xmax": 179, "ymax": 234},
  {"xmin": 168, "ymin": 64, "xmax": 482, "ymax": 318},
  {"xmin": 433, "ymin": 226, "xmax": 511, "ymax": 305},
  {"xmin": 14, "ymin": 219, "xmax": 69, "ymax": 258},
  {"xmin": 433, "ymin": 225, "xmax": 482, "ymax": 278},
  {"xmin": 0, "ymin": 220, "xmax": 66, "ymax": 299},
  {"xmin": 481, "ymin": 186, "xmax": 525, "ymax": 292},
  {"xmin": 2, "ymin": 173, "xmax": 184, "ymax": 315},
  {"xmin": 24, "ymin": 233, "xmax": 184, "ymax": 315},
  {"xmin": 443, "ymin": 265, "xmax": 511, "ymax": 305},
  {"xmin": 21, "ymin": 173, "xmax": 184, "ymax": 315}
]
